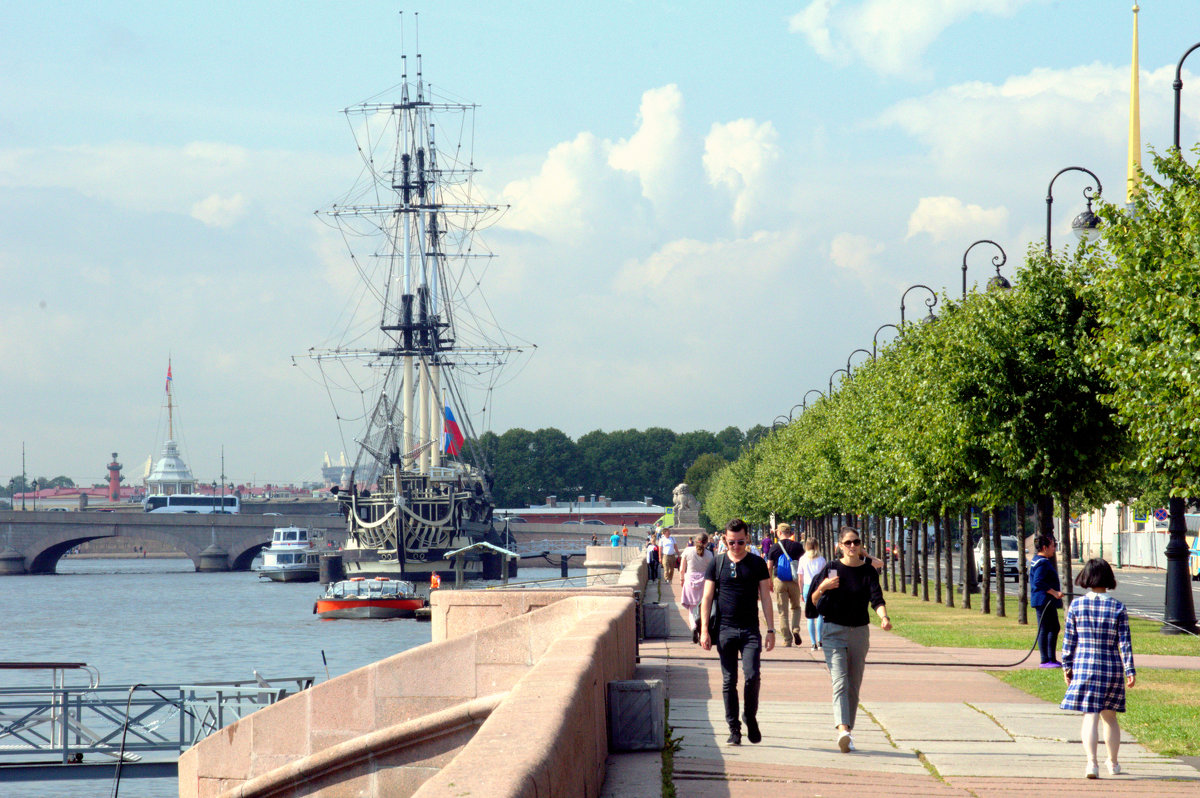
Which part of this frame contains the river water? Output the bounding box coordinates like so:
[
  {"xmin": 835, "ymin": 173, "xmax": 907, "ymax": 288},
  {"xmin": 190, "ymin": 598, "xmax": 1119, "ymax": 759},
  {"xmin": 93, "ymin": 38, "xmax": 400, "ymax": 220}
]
[{"xmin": 1, "ymin": 558, "xmax": 578, "ymax": 798}]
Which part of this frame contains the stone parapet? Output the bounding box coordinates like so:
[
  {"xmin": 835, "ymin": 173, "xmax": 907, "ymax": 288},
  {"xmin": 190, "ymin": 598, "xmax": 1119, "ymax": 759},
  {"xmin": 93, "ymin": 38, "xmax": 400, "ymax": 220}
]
[
  {"xmin": 413, "ymin": 597, "xmax": 635, "ymax": 798},
  {"xmin": 181, "ymin": 594, "xmax": 636, "ymax": 798}
]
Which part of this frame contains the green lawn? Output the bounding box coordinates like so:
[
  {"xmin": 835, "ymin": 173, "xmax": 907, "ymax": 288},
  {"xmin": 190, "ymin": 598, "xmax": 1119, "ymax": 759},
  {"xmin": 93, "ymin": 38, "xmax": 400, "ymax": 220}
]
[
  {"xmin": 992, "ymin": 668, "xmax": 1200, "ymax": 758},
  {"xmin": 881, "ymin": 583, "xmax": 1200, "ymax": 657}
]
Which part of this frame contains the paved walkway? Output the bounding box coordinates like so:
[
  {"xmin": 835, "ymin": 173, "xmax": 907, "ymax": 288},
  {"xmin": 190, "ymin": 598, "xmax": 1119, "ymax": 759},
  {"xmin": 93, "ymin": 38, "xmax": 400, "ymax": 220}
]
[{"xmin": 602, "ymin": 577, "xmax": 1200, "ymax": 797}]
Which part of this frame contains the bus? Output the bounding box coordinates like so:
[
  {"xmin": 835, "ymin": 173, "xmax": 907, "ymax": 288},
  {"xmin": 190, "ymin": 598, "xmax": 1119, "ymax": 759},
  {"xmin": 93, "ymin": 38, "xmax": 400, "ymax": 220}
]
[{"xmin": 143, "ymin": 494, "xmax": 240, "ymax": 514}]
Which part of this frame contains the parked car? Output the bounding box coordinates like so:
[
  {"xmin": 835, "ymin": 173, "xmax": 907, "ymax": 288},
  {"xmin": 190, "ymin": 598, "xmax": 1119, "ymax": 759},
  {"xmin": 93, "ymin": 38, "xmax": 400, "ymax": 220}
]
[{"xmin": 975, "ymin": 535, "xmax": 1020, "ymax": 582}]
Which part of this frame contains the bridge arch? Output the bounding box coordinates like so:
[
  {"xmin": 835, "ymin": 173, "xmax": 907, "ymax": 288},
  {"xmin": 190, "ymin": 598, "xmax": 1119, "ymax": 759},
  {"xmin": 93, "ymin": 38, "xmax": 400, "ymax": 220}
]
[
  {"xmin": 229, "ymin": 533, "xmax": 273, "ymax": 572},
  {"xmin": 26, "ymin": 527, "xmax": 204, "ymax": 574}
]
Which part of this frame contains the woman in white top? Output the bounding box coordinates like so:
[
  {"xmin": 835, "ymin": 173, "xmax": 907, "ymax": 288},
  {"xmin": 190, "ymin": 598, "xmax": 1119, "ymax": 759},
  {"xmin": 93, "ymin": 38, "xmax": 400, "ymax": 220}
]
[
  {"xmin": 798, "ymin": 538, "xmax": 827, "ymax": 651},
  {"xmin": 679, "ymin": 533, "xmax": 713, "ymax": 644}
]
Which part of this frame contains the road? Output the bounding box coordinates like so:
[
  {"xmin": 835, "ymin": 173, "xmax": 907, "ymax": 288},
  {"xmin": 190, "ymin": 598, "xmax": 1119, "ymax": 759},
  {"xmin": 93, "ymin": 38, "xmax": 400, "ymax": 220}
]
[{"xmin": 896, "ymin": 555, "xmax": 1199, "ymax": 627}]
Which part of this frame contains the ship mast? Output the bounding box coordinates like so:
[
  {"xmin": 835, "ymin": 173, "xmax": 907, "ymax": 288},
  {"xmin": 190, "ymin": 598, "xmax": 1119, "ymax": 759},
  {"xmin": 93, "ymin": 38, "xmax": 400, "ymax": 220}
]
[{"xmin": 312, "ymin": 35, "xmax": 526, "ymax": 485}]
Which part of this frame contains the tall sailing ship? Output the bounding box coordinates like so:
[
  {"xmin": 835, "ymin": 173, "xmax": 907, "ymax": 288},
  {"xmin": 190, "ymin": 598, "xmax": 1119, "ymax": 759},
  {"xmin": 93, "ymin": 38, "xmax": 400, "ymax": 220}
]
[{"xmin": 310, "ymin": 45, "xmax": 525, "ymax": 580}]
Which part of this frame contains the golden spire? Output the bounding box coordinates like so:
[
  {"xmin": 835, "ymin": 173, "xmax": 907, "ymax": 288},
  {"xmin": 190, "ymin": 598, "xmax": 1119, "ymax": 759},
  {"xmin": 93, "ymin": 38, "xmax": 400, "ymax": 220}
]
[{"xmin": 1127, "ymin": 4, "xmax": 1142, "ymax": 206}]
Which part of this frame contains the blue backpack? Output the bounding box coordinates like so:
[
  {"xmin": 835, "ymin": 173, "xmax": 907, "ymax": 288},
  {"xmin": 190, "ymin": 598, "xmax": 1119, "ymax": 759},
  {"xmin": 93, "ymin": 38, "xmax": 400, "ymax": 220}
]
[{"xmin": 776, "ymin": 544, "xmax": 797, "ymax": 582}]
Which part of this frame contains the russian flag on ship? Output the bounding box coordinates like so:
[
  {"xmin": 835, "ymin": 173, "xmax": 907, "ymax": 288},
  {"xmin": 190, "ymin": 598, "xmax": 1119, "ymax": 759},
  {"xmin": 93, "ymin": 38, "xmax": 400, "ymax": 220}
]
[{"xmin": 443, "ymin": 405, "xmax": 465, "ymax": 456}]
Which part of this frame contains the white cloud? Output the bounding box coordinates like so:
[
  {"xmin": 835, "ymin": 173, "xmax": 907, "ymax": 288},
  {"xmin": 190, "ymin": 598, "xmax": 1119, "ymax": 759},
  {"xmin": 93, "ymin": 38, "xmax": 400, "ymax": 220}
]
[
  {"xmin": 608, "ymin": 84, "xmax": 686, "ymax": 207},
  {"xmin": 906, "ymin": 196, "xmax": 1008, "ymax": 242},
  {"xmin": 879, "ymin": 63, "xmax": 1180, "ymax": 202},
  {"xmin": 828, "ymin": 232, "xmax": 884, "ymax": 277},
  {"xmin": 499, "ymin": 131, "xmax": 640, "ymax": 240},
  {"xmin": 615, "ymin": 229, "xmax": 798, "ymax": 305},
  {"xmin": 790, "ymin": 0, "xmax": 1033, "ymax": 77},
  {"xmin": 702, "ymin": 119, "xmax": 781, "ymax": 228},
  {"xmin": 191, "ymin": 192, "xmax": 247, "ymax": 227}
]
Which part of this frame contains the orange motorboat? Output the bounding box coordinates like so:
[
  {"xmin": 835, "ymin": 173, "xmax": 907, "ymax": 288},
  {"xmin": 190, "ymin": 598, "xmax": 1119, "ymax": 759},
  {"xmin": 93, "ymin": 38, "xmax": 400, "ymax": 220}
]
[{"xmin": 313, "ymin": 577, "xmax": 425, "ymax": 620}]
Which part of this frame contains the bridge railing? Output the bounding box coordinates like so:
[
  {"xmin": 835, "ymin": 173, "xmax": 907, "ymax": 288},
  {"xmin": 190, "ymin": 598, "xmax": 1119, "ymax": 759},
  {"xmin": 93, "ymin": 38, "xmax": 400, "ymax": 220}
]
[
  {"xmin": 510, "ymin": 538, "xmax": 590, "ymax": 557},
  {"xmin": 0, "ymin": 676, "xmax": 313, "ymax": 764}
]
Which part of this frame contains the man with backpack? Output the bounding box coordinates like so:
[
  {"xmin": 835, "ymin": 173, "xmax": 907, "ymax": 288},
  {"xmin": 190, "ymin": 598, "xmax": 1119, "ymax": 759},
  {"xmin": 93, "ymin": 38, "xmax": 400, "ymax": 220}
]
[{"xmin": 767, "ymin": 523, "xmax": 805, "ymax": 648}]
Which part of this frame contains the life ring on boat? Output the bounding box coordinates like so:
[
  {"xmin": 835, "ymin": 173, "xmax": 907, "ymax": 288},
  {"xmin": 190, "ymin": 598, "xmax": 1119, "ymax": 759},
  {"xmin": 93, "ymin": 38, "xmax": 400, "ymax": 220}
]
[
  {"xmin": 376, "ymin": 577, "xmax": 390, "ymax": 581},
  {"xmin": 350, "ymin": 577, "xmax": 366, "ymax": 581}
]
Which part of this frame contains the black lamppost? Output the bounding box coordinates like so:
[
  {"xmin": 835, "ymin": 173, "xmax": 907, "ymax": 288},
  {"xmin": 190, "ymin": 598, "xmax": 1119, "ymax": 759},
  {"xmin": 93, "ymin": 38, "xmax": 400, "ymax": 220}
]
[
  {"xmin": 961, "ymin": 239, "xmax": 1010, "ymax": 299},
  {"xmin": 829, "ymin": 368, "xmax": 849, "ymax": 396},
  {"xmin": 1046, "ymin": 167, "xmax": 1102, "ymax": 253},
  {"xmin": 773, "ymin": 416, "xmax": 789, "ymax": 429},
  {"xmin": 872, "ymin": 323, "xmax": 899, "ymax": 358},
  {"xmin": 900, "ymin": 284, "xmax": 938, "ymax": 327},
  {"xmin": 790, "ymin": 403, "xmax": 804, "ymax": 419},
  {"xmin": 32, "ymin": 480, "xmax": 38, "ymax": 512},
  {"xmin": 1165, "ymin": 44, "xmax": 1200, "ymax": 635},
  {"xmin": 802, "ymin": 389, "xmax": 824, "ymax": 411},
  {"xmin": 1173, "ymin": 42, "xmax": 1200, "ymax": 151},
  {"xmin": 847, "ymin": 348, "xmax": 873, "ymax": 373}
]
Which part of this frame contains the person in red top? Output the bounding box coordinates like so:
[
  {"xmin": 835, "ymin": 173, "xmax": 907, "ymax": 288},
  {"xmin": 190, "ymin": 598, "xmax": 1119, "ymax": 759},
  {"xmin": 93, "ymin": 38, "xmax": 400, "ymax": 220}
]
[{"xmin": 620, "ymin": 524, "xmax": 629, "ymax": 546}]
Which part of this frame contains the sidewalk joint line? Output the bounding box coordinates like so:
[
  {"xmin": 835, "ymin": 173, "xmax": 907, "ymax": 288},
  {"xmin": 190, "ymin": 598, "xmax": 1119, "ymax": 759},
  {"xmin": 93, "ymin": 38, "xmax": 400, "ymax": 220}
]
[
  {"xmin": 859, "ymin": 705, "xmax": 899, "ymax": 749},
  {"xmin": 964, "ymin": 702, "xmax": 1016, "ymax": 741}
]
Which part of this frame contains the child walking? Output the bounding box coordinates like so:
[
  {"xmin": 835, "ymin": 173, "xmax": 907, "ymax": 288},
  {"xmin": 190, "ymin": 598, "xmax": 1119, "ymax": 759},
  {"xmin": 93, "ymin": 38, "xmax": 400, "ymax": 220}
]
[{"xmin": 1060, "ymin": 558, "xmax": 1135, "ymax": 779}]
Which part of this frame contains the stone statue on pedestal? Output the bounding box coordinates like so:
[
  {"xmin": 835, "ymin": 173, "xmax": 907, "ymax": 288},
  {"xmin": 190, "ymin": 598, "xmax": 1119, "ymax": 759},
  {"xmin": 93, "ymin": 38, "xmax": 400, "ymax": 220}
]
[{"xmin": 672, "ymin": 483, "xmax": 701, "ymax": 528}]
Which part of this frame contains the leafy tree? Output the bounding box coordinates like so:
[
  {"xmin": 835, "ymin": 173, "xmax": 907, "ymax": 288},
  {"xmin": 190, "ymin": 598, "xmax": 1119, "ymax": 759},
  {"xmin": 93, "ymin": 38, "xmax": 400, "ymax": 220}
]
[{"xmin": 1088, "ymin": 147, "xmax": 1200, "ymax": 496}]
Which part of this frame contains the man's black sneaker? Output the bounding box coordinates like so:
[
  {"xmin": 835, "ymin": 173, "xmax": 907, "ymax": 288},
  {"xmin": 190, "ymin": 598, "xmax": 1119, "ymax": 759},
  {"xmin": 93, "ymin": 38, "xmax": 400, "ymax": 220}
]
[
  {"xmin": 744, "ymin": 715, "xmax": 761, "ymax": 744},
  {"xmin": 792, "ymin": 630, "xmax": 802, "ymax": 647},
  {"xmin": 725, "ymin": 731, "xmax": 742, "ymax": 746}
]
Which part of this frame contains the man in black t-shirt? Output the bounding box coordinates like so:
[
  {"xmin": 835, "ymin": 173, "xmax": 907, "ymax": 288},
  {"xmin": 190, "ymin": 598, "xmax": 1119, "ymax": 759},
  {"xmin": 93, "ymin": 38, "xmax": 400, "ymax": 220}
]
[{"xmin": 700, "ymin": 518, "xmax": 775, "ymax": 746}]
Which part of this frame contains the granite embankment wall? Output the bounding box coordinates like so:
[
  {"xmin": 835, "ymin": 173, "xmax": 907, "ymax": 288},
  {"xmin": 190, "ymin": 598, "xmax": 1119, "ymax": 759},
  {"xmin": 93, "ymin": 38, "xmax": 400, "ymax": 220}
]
[{"xmin": 180, "ymin": 551, "xmax": 645, "ymax": 798}]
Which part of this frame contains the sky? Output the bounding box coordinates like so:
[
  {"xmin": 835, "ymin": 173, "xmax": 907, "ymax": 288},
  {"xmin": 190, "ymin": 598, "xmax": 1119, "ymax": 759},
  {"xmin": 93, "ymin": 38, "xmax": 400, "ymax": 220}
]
[{"xmin": 2, "ymin": 0, "xmax": 1198, "ymax": 488}]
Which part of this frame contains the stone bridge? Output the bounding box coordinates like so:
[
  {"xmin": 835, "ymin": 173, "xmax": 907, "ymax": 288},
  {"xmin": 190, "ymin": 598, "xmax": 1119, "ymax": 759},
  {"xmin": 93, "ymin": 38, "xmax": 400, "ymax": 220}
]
[{"xmin": 0, "ymin": 510, "xmax": 346, "ymax": 575}]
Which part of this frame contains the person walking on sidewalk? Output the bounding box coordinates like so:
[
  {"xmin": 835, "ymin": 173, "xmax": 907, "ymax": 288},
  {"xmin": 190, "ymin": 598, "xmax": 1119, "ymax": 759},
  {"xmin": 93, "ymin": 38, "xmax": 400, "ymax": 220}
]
[
  {"xmin": 660, "ymin": 527, "xmax": 679, "ymax": 581},
  {"xmin": 1061, "ymin": 558, "xmax": 1135, "ymax": 780},
  {"xmin": 806, "ymin": 526, "xmax": 890, "ymax": 753},
  {"xmin": 798, "ymin": 537, "xmax": 827, "ymax": 651},
  {"xmin": 766, "ymin": 523, "xmax": 804, "ymax": 647},
  {"xmin": 700, "ymin": 519, "xmax": 776, "ymax": 746},
  {"xmin": 680, "ymin": 533, "xmax": 713, "ymax": 643},
  {"xmin": 1030, "ymin": 535, "xmax": 1065, "ymax": 668}
]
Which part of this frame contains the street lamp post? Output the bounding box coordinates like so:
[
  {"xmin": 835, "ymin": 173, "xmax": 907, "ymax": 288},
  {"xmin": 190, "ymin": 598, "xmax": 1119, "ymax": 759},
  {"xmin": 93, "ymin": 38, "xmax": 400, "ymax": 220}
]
[
  {"xmin": 802, "ymin": 389, "xmax": 824, "ymax": 411},
  {"xmin": 829, "ymin": 368, "xmax": 849, "ymax": 396},
  {"xmin": 900, "ymin": 285, "xmax": 938, "ymax": 327},
  {"xmin": 1045, "ymin": 167, "xmax": 1102, "ymax": 253},
  {"xmin": 1173, "ymin": 42, "xmax": 1200, "ymax": 151},
  {"xmin": 1164, "ymin": 42, "xmax": 1200, "ymax": 636},
  {"xmin": 872, "ymin": 324, "xmax": 899, "ymax": 358},
  {"xmin": 961, "ymin": 240, "xmax": 1010, "ymax": 299},
  {"xmin": 847, "ymin": 348, "xmax": 873, "ymax": 373}
]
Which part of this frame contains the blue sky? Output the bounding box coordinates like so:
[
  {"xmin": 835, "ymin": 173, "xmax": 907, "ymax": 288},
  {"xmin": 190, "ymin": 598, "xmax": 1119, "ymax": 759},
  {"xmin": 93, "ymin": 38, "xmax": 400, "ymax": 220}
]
[{"xmin": 2, "ymin": 1, "xmax": 1198, "ymax": 487}]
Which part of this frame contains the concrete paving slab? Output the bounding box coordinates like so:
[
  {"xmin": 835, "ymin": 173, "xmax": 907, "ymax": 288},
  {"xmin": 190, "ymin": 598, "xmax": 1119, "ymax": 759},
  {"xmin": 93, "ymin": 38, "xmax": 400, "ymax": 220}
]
[
  {"xmin": 670, "ymin": 699, "xmax": 928, "ymax": 774},
  {"xmin": 865, "ymin": 701, "xmax": 1013, "ymax": 742},
  {"xmin": 599, "ymin": 751, "xmax": 660, "ymax": 798},
  {"xmin": 970, "ymin": 701, "xmax": 1087, "ymax": 742}
]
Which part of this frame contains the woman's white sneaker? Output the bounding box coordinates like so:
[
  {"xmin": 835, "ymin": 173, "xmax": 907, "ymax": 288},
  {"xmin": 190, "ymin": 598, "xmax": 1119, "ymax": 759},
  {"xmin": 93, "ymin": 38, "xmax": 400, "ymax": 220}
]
[
  {"xmin": 1085, "ymin": 762, "xmax": 1099, "ymax": 779},
  {"xmin": 1107, "ymin": 761, "xmax": 1122, "ymax": 776},
  {"xmin": 838, "ymin": 731, "xmax": 852, "ymax": 753}
]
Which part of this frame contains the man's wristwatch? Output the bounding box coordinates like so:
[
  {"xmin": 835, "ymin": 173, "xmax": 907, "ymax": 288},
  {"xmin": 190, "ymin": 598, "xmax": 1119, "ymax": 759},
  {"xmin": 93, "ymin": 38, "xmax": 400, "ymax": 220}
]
[{"xmin": 766, "ymin": 629, "xmax": 775, "ymax": 634}]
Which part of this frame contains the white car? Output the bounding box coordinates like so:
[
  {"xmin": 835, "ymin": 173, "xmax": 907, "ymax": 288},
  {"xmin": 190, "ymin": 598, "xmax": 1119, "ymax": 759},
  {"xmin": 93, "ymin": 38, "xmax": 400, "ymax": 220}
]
[{"xmin": 975, "ymin": 535, "xmax": 1020, "ymax": 582}]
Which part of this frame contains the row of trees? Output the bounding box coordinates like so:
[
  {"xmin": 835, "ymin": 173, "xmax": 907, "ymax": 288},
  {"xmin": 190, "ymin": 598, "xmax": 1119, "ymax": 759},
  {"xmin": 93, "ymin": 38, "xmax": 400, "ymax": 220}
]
[
  {"xmin": 475, "ymin": 424, "xmax": 768, "ymax": 511},
  {"xmin": 702, "ymin": 149, "xmax": 1200, "ymax": 611},
  {"xmin": 1, "ymin": 475, "xmax": 77, "ymax": 498}
]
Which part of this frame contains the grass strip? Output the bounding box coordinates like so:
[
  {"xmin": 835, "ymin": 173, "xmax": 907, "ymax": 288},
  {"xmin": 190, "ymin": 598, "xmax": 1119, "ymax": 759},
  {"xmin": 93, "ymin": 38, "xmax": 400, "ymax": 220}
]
[
  {"xmin": 880, "ymin": 583, "xmax": 1199, "ymax": 656},
  {"xmin": 991, "ymin": 668, "xmax": 1200, "ymax": 758}
]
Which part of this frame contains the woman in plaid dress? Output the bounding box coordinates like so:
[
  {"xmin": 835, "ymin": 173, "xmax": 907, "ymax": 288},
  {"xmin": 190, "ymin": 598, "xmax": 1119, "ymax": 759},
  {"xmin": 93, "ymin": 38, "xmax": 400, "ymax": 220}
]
[{"xmin": 1060, "ymin": 558, "xmax": 1136, "ymax": 779}]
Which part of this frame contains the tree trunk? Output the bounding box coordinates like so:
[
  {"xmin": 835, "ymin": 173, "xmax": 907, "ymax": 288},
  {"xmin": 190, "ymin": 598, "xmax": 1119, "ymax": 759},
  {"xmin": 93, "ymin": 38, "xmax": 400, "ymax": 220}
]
[
  {"xmin": 992, "ymin": 507, "xmax": 1005, "ymax": 617},
  {"xmin": 898, "ymin": 515, "xmax": 907, "ymax": 594},
  {"xmin": 962, "ymin": 509, "xmax": 975, "ymax": 607},
  {"xmin": 1060, "ymin": 494, "xmax": 1073, "ymax": 608},
  {"xmin": 934, "ymin": 514, "xmax": 943, "ymax": 604},
  {"xmin": 980, "ymin": 509, "xmax": 991, "ymax": 614},
  {"xmin": 1016, "ymin": 499, "xmax": 1028, "ymax": 625},
  {"xmin": 944, "ymin": 510, "xmax": 955, "ymax": 608}
]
